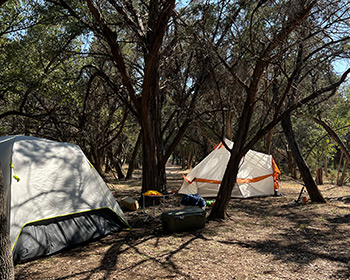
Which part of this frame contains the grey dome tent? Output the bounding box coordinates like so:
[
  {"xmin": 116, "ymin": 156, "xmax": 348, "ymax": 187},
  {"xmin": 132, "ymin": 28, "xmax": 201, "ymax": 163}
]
[{"xmin": 0, "ymin": 135, "xmax": 129, "ymax": 263}]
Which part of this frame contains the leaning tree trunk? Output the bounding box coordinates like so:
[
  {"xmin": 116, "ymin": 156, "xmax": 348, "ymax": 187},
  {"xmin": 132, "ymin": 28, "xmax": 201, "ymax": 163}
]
[
  {"xmin": 0, "ymin": 165, "xmax": 15, "ymax": 280},
  {"xmin": 208, "ymin": 148, "xmax": 241, "ymax": 220},
  {"xmin": 282, "ymin": 114, "xmax": 326, "ymax": 203},
  {"xmin": 287, "ymin": 149, "xmax": 297, "ymax": 178}
]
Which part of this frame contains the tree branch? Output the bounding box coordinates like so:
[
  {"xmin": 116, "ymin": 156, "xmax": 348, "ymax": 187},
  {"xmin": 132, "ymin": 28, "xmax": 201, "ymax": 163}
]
[
  {"xmin": 312, "ymin": 117, "xmax": 350, "ymax": 164},
  {"xmin": 241, "ymin": 67, "xmax": 350, "ymax": 156},
  {"xmin": 85, "ymin": 0, "xmax": 140, "ymax": 111}
]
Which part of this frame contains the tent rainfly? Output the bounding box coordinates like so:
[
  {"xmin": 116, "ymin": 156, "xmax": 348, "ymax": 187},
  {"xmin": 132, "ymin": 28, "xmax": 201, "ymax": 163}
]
[
  {"xmin": 178, "ymin": 139, "xmax": 280, "ymax": 198},
  {"xmin": 0, "ymin": 135, "xmax": 129, "ymax": 263}
]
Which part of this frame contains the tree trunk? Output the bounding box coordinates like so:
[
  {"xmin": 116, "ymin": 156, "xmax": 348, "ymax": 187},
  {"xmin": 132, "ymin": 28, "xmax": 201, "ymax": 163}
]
[
  {"xmin": 108, "ymin": 150, "xmax": 125, "ymax": 180},
  {"xmin": 208, "ymin": 148, "xmax": 241, "ymax": 220},
  {"xmin": 180, "ymin": 145, "xmax": 186, "ymax": 169},
  {"xmin": 186, "ymin": 145, "xmax": 194, "ymax": 169},
  {"xmin": 141, "ymin": 131, "xmax": 166, "ymax": 193},
  {"xmin": 324, "ymin": 156, "xmax": 328, "ymax": 177},
  {"xmin": 315, "ymin": 168, "xmax": 323, "ymax": 185},
  {"xmin": 104, "ymin": 155, "xmax": 111, "ymax": 173},
  {"xmin": 226, "ymin": 110, "xmax": 233, "ymax": 140},
  {"xmin": 140, "ymin": 95, "xmax": 166, "ymax": 194},
  {"xmin": 0, "ymin": 165, "xmax": 15, "ymax": 280},
  {"xmin": 126, "ymin": 132, "xmax": 142, "ymax": 179},
  {"xmin": 338, "ymin": 158, "xmax": 348, "ymax": 186},
  {"xmin": 282, "ymin": 114, "xmax": 326, "ymax": 203},
  {"xmin": 265, "ymin": 128, "xmax": 274, "ymax": 155},
  {"xmin": 287, "ymin": 149, "xmax": 297, "ymax": 178},
  {"xmin": 91, "ymin": 147, "xmax": 104, "ymax": 175},
  {"xmin": 111, "ymin": 144, "xmax": 125, "ymax": 180},
  {"xmin": 114, "ymin": 160, "xmax": 125, "ymax": 180},
  {"xmin": 336, "ymin": 152, "xmax": 343, "ymax": 185}
]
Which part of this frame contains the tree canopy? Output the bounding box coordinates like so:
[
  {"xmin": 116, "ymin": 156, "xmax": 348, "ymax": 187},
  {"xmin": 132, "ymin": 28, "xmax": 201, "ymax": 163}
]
[{"xmin": 1, "ymin": 0, "xmax": 350, "ymax": 214}]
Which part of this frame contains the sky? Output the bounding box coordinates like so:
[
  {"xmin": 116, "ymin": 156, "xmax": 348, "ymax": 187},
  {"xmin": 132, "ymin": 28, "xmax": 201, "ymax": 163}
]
[{"xmin": 333, "ymin": 59, "xmax": 350, "ymax": 76}]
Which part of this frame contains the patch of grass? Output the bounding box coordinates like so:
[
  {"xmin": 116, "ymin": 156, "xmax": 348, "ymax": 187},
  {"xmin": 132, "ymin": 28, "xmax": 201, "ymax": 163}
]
[
  {"xmin": 299, "ymin": 223, "xmax": 308, "ymax": 229},
  {"xmin": 220, "ymin": 226, "xmax": 234, "ymax": 232}
]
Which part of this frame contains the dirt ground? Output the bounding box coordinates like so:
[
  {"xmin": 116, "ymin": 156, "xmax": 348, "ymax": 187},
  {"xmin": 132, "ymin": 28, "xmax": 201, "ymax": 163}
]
[{"xmin": 14, "ymin": 165, "xmax": 350, "ymax": 280}]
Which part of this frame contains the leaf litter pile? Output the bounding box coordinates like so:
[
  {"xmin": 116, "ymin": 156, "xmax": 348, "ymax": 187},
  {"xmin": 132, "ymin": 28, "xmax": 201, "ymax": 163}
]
[{"xmin": 15, "ymin": 166, "xmax": 350, "ymax": 280}]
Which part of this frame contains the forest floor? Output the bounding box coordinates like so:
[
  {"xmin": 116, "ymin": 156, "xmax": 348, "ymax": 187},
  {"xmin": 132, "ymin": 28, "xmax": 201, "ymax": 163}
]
[{"xmin": 15, "ymin": 164, "xmax": 350, "ymax": 280}]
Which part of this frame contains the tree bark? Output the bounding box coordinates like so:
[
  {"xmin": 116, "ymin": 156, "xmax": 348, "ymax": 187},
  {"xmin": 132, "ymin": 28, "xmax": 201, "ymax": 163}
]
[
  {"xmin": 265, "ymin": 128, "xmax": 274, "ymax": 155},
  {"xmin": 141, "ymin": 132, "xmax": 166, "ymax": 193},
  {"xmin": 181, "ymin": 145, "xmax": 186, "ymax": 169},
  {"xmin": 287, "ymin": 149, "xmax": 297, "ymax": 178},
  {"xmin": 108, "ymin": 150, "xmax": 125, "ymax": 180},
  {"xmin": 208, "ymin": 147, "xmax": 241, "ymax": 220},
  {"xmin": 282, "ymin": 114, "xmax": 326, "ymax": 203},
  {"xmin": 91, "ymin": 147, "xmax": 104, "ymax": 175},
  {"xmin": 315, "ymin": 168, "xmax": 323, "ymax": 185},
  {"xmin": 140, "ymin": 89, "xmax": 167, "ymax": 193},
  {"xmin": 126, "ymin": 132, "xmax": 142, "ymax": 179},
  {"xmin": 338, "ymin": 158, "xmax": 348, "ymax": 186},
  {"xmin": 0, "ymin": 165, "xmax": 15, "ymax": 280},
  {"xmin": 104, "ymin": 155, "xmax": 111, "ymax": 173},
  {"xmin": 186, "ymin": 145, "xmax": 194, "ymax": 169},
  {"xmin": 226, "ymin": 110, "xmax": 233, "ymax": 140},
  {"xmin": 336, "ymin": 152, "xmax": 343, "ymax": 185}
]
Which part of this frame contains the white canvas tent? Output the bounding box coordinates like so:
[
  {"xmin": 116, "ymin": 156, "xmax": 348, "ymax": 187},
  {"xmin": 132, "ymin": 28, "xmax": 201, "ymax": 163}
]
[
  {"xmin": 0, "ymin": 135, "xmax": 129, "ymax": 263},
  {"xmin": 179, "ymin": 139, "xmax": 280, "ymax": 198}
]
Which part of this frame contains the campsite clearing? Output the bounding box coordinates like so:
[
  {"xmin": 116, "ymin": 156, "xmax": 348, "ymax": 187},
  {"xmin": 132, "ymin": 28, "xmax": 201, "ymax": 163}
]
[{"xmin": 15, "ymin": 165, "xmax": 350, "ymax": 280}]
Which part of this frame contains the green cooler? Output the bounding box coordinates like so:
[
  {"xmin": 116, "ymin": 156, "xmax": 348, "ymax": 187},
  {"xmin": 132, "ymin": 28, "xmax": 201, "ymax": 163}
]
[{"xmin": 161, "ymin": 207, "xmax": 206, "ymax": 233}]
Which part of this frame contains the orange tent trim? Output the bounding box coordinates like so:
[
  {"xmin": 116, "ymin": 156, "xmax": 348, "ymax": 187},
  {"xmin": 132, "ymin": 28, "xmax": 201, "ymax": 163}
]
[
  {"xmin": 182, "ymin": 156, "xmax": 281, "ymax": 188},
  {"xmin": 212, "ymin": 142, "xmax": 224, "ymax": 150},
  {"xmin": 191, "ymin": 177, "xmax": 222, "ymax": 184},
  {"xmin": 183, "ymin": 173, "xmax": 275, "ymax": 185},
  {"xmin": 236, "ymin": 173, "xmax": 274, "ymax": 184}
]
